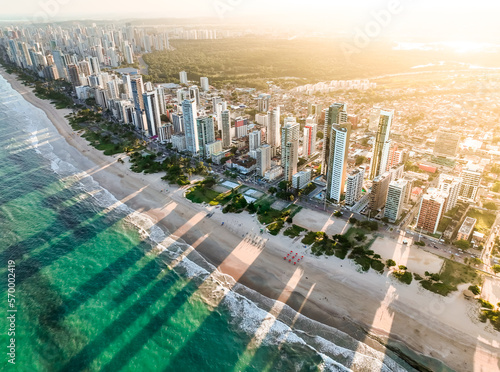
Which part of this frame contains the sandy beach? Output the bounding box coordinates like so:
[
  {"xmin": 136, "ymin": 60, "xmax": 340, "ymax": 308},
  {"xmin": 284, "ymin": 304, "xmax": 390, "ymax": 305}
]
[{"xmin": 2, "ymin": 67, "xmax": 499, "ymax": 372}]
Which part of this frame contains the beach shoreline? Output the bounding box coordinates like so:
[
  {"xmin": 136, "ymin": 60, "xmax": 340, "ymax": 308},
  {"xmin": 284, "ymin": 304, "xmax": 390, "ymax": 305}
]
[{"xmin": 1, "ymin": 67, "xmax": 499, "ymax": 372}]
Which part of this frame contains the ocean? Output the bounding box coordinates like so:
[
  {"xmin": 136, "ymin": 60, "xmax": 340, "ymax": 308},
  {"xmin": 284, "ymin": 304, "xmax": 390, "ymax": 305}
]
[{"xmin": 0, "ymin": 73, "xmax": 415, "ymax": 372}]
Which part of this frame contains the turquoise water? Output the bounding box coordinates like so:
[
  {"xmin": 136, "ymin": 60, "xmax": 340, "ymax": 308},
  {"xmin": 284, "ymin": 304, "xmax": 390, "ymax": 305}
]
[{"xmin": 0, "ymin": 74, "xmax": 412, "ymax": 372}]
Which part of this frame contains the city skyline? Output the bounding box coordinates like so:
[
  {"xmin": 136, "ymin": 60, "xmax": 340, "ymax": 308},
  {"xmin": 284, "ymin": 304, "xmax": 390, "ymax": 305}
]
[{"xmin": 1, "ymin": 9, "xmax": 499, "ymax": 372}]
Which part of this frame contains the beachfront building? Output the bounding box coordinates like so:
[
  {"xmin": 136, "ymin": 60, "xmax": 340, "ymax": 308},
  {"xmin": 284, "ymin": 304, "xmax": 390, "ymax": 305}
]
[
  {"xmin": 131, "ymin": 75, "xmax": 146, "ymax": 131},
  {"xmin": 171, "ymin": 134, "xmax": 187, "ymax": 152},
  {"xmin": 158, "ymin": 124, "xmax": 174, "ymax": 143},
  {"xmin": 326, "ymin": 123, "xmax": 351, "ymax": 203},
  {"xmin": 142, "ymin": 90, "xmax": 162, "ymax": 137},
  {"xmin": 345, "ymin": 166, "xmax": 365, "ymax": 206},
  {"xmin": 281, "ymin": 118, "xmax": 300, "ymax": 182},
  {"xmin": 369, "ymin": 172, "xmax": 391, "ymax": 214},
  {"xmin": 182, "ymin": 99, "xmax": 199, "ymax": 155},
  {"xmin": 384, "ymin": 179, "xmax": 408, "ymax": 223},
  {"xmin": 369, "ymin": 109, "xmax": 394, "ymax": 180},
  {"xmin": 416, "ymin": 188, "xmax": 448, "ymax": 234},
  {"xmin": 196, "ymin": 116, "xmax": 216, "ymax": 158},
  {"xmin": 322, "ymin": 103, "xmax": 347, "ymax": 177}
]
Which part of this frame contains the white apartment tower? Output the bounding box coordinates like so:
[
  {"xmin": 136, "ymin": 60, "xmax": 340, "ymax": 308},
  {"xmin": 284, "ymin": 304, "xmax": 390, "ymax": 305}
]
[
  {"xmin": 438, "ymin": 175, "xmax": 462, "ymax": 212},
  {"xmin": 256, "ymin": 145, "xmax": 272, "ymax": 177},
  {"xmin": 179, "ymin": 71, "xmax": 188, "ymax": 84},
  {"xmin": 459, "ymin": 165, "xmax": 482, "ymax": 202},
  {"xmin": 326, "ymin": 124, "xmax": 351, "ymax": 202},
  {"xmin": 384, "ymin": 179, "xmax": 408, "ymax": 223},
  {"xmin": 267, "ymin": 106, "xmax": 281, "ymax": 156},
  {"xmin": 345, "ymin": 166, "xmax": 365, "ymax": 206},
  {"xmin": 200, "ymin": 77, "xmax": 209, "ymax": 91},
  {"xmin": 249, "ymin": 130, "xmax": 262, "ymax": 152},
  {"xmin": 281, "ymin": 118, "xmax": 300, "ymax": 182},
  {"xmin": 182, "ymin": 99, "xmax": 199, "ymax": 155}
]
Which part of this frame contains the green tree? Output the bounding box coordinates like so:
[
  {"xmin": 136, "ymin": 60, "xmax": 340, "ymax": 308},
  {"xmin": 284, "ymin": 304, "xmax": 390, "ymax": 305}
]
[
  {"xmin": 386, "ymin": 259, "xmax": 396, "ymax": 267},
  {"xmin": 454, "ymin": 240, "xmax": 471, "ymax": 250},
  {"xmin": 493, "ymin": 265, "xmax": 500, "ymax": 274},
  {"xmin": 316, "ymin": 131, "xmax": 324, "ymax": 139}
]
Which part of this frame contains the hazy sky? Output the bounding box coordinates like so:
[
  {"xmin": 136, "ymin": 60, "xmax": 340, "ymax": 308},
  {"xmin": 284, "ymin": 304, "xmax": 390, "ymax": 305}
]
[{"xmin": 4, "ymin": 0, "xmax": 500, "ymax": 42}]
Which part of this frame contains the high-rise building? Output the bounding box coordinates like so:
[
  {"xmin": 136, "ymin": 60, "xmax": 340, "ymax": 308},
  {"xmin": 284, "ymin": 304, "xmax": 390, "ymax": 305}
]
[
  {"xmin": 258, "ymin": 94, "xmax": 270, "ymax": 112},
  {"xmin": 171, "ymin": 112, "xmax": 184, "ymax": 134},
  {"xmin": 322, "ymin": 103, "xmax": 347, "ymax": 176},
  {"xmin": 200, "ymin": 77, "xmax": 209, "ymax": 91},
  {"xmin": 221, "ymin": 110, "xmax": 232, "ymax": 148},
  {"xmin": 196, "ymin": 116, "xmax": 215, "ymax": 158},
  {"xmin": 89, "ymin": 56, "xmax": 100, "ymax": 75},
  {"xmin": 235, "ymin": 117, "xmax": 248, "ymax": 138},
  {"xmin": 384, "ymin": 179, "xmax": 408, "ymax": 223},
  {"xmin": 281, "ymin": 118, "xmax": 300, "ymax": 182},
  {"xmin": 386, "ymin": 143, "xmax": 405, "ymax": 171},
  {"xmin": 266, "ymin": 107, "xmax": 281, "ymax": 156},
  {"xmin": 182, "ymin": 99, "xmax": 199, "ymax": 155},
  {"xmin": 52, "ymin": 50, "xmax": 68, "ymax": 79},
  {"xmin": 433, "ymin": 130, "xmax": 461, "ymax": 158},
  {"xmin": 189, "ymin": 85, "xmax": 200, "ymax": 108},
  {"xmin": 155, "ymin": 86, "xmax": 166, "ymax": 115},
  {"xmin": 369, "ymin": 109, "xmax": 394, "ymax": 180},
  {"xmin": 131, "ymin": 75, "xmax": 146, "ymax": 130},
  {"xmin": 345, "ymin": 166, "xmax": 365, "ymax": 206},
  {"xmin": 369, "ymin": 172, "xmax": 391, "ymax": 213},
  {"xmin": 303, "ymin": 122, "xmax": 317, "ymax": 157},
  {"xmin": 292, "ymin": 169, "xmax": 312, "ymax": 190},
  {"xmin": 124, "ymin": 43, "xmax": 134, "ymax": 64},
  {"xmin": 459, "ymin": 165, "xmax": 482, "ymax": 202},
  {"xmin": 215, "ymin": 101, "xmax": 227, "ymax": 131},
  {"xmin": 388, "ymin": 164, "xmax": 404, "ymax": 182},
  {"xmin": 438, "ymin": 175, "xmax": 462, "ymax": 212},
  {"xmin": 67, "ymin": 64, "xmax": 81, "ymax": 86},
  {"xmin": 249, "ymin": 130, "xmax": 261, "ymax": 152},
  {"xmin": 256, "ymin": 145, "xmax": 272, "ymax": 177},
  {"xmin": 142, "ymin": 90, "xmax": 162, "ymax": 137},
  {"xmin": 78, "ymin": 60, "xmax": 91, "ymax": 77},
  {"xmin": 326, "ymin": 123, "xmax": 351, "ymax": 202},
  {"xmin": 416, "ymin": 188, "xmax": 448, "ymax": 234},
  {"xmin": 308, "ymin": 103, "xmax": 322, "ymax": 117},
  {"xmin": 179, "ymin": 71, "xmax": 188, "ymax": 84}
]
